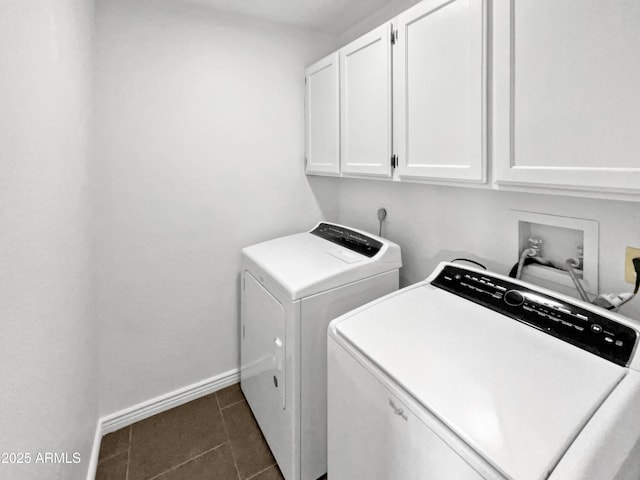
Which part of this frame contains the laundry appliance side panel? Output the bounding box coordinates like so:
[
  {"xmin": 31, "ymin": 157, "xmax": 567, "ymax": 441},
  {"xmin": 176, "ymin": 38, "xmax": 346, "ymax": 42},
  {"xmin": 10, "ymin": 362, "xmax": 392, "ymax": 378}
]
[{"xmin": 299, "ymin": 269, "xmax": 399, "ymax": 480}]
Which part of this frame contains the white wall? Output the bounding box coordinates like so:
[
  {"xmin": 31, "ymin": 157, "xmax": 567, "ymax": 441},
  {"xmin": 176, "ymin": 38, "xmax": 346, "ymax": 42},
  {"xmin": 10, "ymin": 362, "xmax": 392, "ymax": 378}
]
[
  {"xmin": 0, "ymin": 1, "xmax": 97, "ymax": 479},
  {"xmin": 337, "ymin": 180, "xmax": 640, "ymax": 320},
  {"xmin": 93, "ymin": 0, "xmax": 338, "ymax": 415}
]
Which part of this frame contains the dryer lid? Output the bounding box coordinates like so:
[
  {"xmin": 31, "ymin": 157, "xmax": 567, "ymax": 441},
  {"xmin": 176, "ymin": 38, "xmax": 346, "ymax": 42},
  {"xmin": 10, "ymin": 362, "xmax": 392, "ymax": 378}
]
[
  {"xmin": 242, "ymin": 223, "xmax": 401, "ymax": 301},
  {"xmin": 332, "ymin": 284, "xmax": 626, "ymax": 480}
]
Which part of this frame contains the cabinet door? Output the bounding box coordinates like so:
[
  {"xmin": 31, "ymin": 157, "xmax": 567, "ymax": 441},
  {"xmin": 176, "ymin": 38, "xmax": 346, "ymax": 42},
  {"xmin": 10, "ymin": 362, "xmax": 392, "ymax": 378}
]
[
  {"xmin": 340, "ymin": 23, "xmax": 393, "ymax": 177},
  {"xmin": 494, "ymin": 0, "xmax": 640, "ymax": 193},
  {"xmin": 305, "ymin": 53, "xmax": 340, "ymax": 175},
  {"xmin": 394, "ymin": 0, "xmax": 486, "ymax": 182}
]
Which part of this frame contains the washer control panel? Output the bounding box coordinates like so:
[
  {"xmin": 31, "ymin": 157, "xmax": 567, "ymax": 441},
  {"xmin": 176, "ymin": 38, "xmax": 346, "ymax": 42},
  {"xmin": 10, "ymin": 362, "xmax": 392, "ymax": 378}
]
[
  {"xmin": 311, "ymin": 223, "xmax": 383, "ymax": 258},
  {"xmin": 432, "ymin": 265, "xmax": 638, "ymax": 366}
]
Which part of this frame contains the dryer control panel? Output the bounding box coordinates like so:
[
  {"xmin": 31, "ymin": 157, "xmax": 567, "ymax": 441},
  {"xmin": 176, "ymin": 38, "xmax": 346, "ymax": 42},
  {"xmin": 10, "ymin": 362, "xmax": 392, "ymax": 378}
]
[
  {"xmin": 432, "ymin": 265, "xmax": 638, "ymax": 366},
  {"xmin": 311, "ymin": 223, "xmax": 383, "ymax": 258}
]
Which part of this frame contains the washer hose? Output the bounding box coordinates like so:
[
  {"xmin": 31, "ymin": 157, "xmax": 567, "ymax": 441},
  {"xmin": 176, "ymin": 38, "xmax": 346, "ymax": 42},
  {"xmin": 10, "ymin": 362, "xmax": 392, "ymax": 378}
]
[
  {"xmin": 515, "ymin": 248, "xmax": 536, "ymax": 280},
  {"xmin": 566, "ymin": 259, "xmax": 590, "ymax": 302}
]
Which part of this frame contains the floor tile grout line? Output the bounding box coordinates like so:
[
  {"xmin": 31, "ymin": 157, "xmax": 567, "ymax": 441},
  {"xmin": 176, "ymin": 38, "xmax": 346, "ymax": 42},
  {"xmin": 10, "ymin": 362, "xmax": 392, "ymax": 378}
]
[
  {"xmin": 125, "ymin": 425, "xmax": 132, "ymax": 480},
  {"xmin": 218, "ymin": 392, "xmax": 242, "ymax": 480},
  {"xmin": 220, "ymin": 398, "xmax": 248, "ymax": 411},
  {"xmin": 96, "ymin": 448, "xmax": 129, "ymax": 465},
  {"xmin": 222, "ymin": 397, "xmax": 279, "ymax": 480},
  {"xmin": 143, "ymin": 442, "xmax": 230, "ymax": 480},
  {"xmin": 245, "ymin": 463, "xmax": 278, "ymax": 480}
]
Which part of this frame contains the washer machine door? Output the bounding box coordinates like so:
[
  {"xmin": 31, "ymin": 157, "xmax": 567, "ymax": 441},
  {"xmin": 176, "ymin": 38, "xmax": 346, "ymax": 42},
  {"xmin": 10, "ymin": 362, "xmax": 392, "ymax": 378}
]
[{"xmin": 241, "ymin": 271, "xmax": 286, "ymax": 410}]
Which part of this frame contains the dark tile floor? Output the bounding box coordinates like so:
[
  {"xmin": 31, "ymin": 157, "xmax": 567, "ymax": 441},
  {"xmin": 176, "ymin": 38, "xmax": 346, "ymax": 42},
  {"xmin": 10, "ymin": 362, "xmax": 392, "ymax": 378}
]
[{"xmin": 95, "ymin": 383, "xmax": 284, "ymax": 480}]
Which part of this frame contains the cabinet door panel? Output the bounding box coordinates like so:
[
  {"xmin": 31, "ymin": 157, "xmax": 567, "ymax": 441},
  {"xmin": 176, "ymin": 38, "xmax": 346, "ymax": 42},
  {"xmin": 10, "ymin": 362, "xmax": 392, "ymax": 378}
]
[
  {"xmin": 305, "ymin": 53, "xmax": 340, "ymax": 175},
  {"xmin": 394, "ymin": 0, "xmax": 486, "ymax": 182},
  {"xmin": 340, "ymin": 23, "xmax": 392, "ymax": 177},
  {"xmin": 494, "ymin": 0, "xmax": 640, "ymax": 192}
]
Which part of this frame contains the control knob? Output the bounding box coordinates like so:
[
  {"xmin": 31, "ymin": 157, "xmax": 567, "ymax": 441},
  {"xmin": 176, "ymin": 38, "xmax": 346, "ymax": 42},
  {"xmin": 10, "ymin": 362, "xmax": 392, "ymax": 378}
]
[{"xmin": 504, "ymin": 290, "xmax": 525, "ymax": 306}]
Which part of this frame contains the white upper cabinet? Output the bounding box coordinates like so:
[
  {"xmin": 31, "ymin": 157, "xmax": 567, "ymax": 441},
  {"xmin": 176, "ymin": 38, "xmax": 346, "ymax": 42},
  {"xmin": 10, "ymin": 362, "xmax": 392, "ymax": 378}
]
[
  {"xmin": 340, "ymin": 23, "xmax": 393, "ymax": 178},
  {"xmin": 305, "ymin": 53, "xmax": 340, "ymax": 176},
  {"xmin": 394, "ymin": 0, "xmax": 486, "ymax": 183},
  {"xmin": 494, "ymin": 0, "xmax": 640, "ymax": 193}
]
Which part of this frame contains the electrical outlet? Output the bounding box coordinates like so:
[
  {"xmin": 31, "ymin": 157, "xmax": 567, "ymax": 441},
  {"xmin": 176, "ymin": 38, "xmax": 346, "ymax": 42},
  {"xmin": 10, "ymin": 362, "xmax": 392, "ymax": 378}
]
[{"xmin": 625, "ymin": 247, "xmax": 640, "ymax": 283}]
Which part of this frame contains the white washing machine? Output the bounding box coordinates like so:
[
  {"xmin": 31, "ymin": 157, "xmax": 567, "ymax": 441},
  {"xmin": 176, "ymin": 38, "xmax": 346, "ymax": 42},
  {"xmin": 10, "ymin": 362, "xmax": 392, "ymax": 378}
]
[
  {"xmin": 328, "ymin": 262, "xmax": 640, "ymax": 480},
  {"xmin": 240, "ymin": 222, "xmax": 402, "ymax": 480}
]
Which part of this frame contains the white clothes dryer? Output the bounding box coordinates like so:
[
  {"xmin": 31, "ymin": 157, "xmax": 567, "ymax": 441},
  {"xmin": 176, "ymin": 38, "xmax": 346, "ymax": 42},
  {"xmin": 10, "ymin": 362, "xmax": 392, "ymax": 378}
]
[
  {"xmin": 328, "ymin": 262, "xmax": 640, "ymax": 480},
  {"xmin": 241, "ymin": 222, "xmax": 402, "ymax": 480}
]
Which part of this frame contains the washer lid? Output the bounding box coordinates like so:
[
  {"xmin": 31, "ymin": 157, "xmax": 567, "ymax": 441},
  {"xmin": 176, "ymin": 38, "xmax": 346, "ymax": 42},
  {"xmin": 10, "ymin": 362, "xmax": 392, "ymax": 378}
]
[
  {"xmin": 242, "ymin": 223, "xmax": 401, "ymax": 301},
  {"xmin": 332, "ymin": 284, "xmax": 626, "ymax": 480}
]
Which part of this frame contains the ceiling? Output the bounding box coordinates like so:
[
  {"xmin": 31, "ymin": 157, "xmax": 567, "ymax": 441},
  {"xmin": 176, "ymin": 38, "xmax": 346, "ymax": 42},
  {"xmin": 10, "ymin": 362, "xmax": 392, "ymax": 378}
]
[{"xmin": 181, "ymin": 0, "xmax": 394, "ymax": 34}]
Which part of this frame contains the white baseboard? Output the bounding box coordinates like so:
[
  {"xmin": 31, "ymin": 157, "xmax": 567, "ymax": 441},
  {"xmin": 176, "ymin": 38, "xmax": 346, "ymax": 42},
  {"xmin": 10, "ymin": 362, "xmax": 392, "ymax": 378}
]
[
  {"xmin": 85, "ymin": 419, "xmax": 103, "ymax": 480},
  {"xmin": 86, "ymin": 368, "xmax": 240, "ymax": 479},
  {"xmin": 102, "ymin": 368, "xmax": 240, "ymax": 434}
]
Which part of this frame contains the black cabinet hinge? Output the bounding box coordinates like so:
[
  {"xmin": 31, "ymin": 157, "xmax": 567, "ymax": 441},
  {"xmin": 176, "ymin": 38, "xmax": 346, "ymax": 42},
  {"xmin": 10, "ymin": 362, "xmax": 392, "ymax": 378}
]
[
  {"xmin": 391, "ymin": 154, "xmax": 398, "ymax": 168},
  {"xmin": 391, "ymin": 28, "xmax": 398, "ymax": 45}
]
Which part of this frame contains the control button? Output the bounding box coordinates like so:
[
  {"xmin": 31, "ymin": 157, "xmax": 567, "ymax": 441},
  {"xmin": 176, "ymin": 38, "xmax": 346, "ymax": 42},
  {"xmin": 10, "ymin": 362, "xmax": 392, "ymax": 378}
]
[
  {"xmin": 576, "ymin": 313, "xmax": 588, "ymax": 320},
  {"xmin": 591, "ymin": 324, "xmax": 603, "ymax": 333},
  {"xmin": 574, "ymin": 325, "xmax": 584, "ymax": 332},
  {"xmin": 495, "ymin": 285, "xmax": 507, "ymax": 292},
  {"xmin": 504, "ymin": 290, "xmax": 525, "ymax": 306},
  {"xmin": 454, "ymin": 274, "xmax": 462, "ymax": 280},
  {"xmin": 615, "ymin": 340, "xmax": 624, "ymax": 347},
  {"xmin": 604, "ymin": 337, "xmax": 614, "ymax": 343}
]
